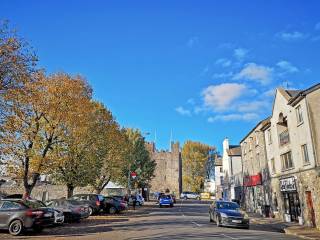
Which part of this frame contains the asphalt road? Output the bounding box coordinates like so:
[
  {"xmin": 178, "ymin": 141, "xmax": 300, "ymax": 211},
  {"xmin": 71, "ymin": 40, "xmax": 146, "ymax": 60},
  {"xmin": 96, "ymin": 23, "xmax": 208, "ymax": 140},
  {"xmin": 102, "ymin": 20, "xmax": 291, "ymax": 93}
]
[{"xmin": 0, "ymin": 200, "xmax": 302, "ymax": 239}]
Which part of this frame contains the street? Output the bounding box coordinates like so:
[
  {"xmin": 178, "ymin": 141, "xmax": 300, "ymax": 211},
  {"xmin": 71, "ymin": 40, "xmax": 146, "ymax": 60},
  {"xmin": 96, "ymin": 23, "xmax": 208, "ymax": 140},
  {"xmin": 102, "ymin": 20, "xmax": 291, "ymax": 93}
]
[{"xmin": 0, "ymin": 200, "xmax": 302, "ymax": 240}]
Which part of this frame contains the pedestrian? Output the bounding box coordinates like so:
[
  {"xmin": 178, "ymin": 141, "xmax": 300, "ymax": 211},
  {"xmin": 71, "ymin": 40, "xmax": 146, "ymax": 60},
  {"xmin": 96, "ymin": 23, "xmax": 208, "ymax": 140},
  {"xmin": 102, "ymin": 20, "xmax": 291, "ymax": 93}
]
[{"xmin": 132, "ymin": 194, "xmax": 137, "ymax": 210}]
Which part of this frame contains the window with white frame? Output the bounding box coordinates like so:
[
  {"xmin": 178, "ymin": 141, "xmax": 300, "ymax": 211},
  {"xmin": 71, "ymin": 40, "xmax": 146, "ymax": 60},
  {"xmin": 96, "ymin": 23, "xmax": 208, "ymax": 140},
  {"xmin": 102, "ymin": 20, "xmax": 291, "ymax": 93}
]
[
  {"xmin": 281, "ymin": 151, "xmax": 294, "ymax": 171},
  {"xmin": 255, "ymin": 132, "xmax": 259, "ymax": 145},
  {"xmin": 296, "ymin": 105, "xmax": 303, "ymax": 124},
  {"xmin": 301, "ymin": 144, "xmax": 310, "ymax": 164}
]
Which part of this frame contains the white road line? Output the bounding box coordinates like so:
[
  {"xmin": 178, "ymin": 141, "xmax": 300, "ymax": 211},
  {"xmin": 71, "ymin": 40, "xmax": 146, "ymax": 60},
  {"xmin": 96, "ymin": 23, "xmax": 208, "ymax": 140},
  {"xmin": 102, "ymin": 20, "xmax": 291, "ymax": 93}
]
[
  {"xmin": 191, "ymin": 221, "xmax": 202, "ymax": 227},
  {"xmin": 220, "ymin": 234, "xmax": 239, "ymax": 239}
]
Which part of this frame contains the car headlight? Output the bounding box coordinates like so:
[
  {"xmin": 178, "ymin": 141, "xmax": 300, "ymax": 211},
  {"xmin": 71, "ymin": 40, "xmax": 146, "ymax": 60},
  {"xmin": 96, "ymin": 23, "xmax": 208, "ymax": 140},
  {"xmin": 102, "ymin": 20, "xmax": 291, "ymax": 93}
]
[{"xmin": 220, "ymin": 212, "xmax": 228, "ymax": 218}]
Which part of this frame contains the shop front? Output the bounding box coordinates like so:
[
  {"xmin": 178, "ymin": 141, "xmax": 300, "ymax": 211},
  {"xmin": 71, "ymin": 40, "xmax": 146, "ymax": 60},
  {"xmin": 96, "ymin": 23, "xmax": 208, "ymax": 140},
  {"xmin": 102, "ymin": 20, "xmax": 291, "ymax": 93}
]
[{"xmin": 280, "ymin": 176, "xmax": 301, "ymax": 222}]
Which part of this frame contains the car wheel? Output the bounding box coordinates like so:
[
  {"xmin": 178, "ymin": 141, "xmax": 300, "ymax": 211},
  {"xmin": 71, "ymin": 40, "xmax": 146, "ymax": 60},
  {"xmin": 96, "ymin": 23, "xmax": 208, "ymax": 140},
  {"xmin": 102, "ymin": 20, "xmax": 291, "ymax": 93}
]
[
  {"xmin": 196, "ymin": 197, "xmax": 200, "ymax": 200},
  {"xmin": 9, "ymin": 220, "xmax": 24, "ymax": 236},
  {"xmin": 209, "ymin": 212, "xmax": 213, "ymax": 222},
  {"xmin": 170, "ymin": 204, "xmax": 173, "ymax": 208},
  {"xmin": 109, "ymin": 207, "xmax": 117, "ymax": 214},
  {"xmin": 159, "ymin": 204, "xmax": 162, "ymax": 208},
  {"xmin": 184, "ymin": 196, "xmax": 187, "ymax": 200},
  {"xmin": 88, "ymin": 207, "xmax": 93, "ymax": 216},
  {"xmin": 216, "ymin": 216, "xmax": 221, "ymax": 227}
]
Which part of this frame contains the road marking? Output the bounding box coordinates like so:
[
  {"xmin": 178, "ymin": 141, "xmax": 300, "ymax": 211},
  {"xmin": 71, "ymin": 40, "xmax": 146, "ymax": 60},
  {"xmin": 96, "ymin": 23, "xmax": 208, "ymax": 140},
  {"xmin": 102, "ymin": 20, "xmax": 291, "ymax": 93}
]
[
  {"xmin": 220, "ymin": 234, "xmax": 239, "ymax": 239},
  {"xmin": 191, "ymin": 221, "xmax": 202, "ymax": 227}
]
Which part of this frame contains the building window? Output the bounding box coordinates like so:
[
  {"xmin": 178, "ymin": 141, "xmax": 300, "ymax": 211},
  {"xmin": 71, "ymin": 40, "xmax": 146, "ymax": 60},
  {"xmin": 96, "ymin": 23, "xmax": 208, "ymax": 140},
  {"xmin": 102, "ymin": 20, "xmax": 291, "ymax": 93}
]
[
  {"xmin": 281, "ymin": 151, "xmax": 294, "ymax": 171},
  {"xmin": 255, "ymin": 132, "xmax": 259, "ymax": 146},
  {"xmin": 257, "ymin": 153, "xmax": 261, "ymax": 170},
  {"xmin": 220, "ymin": 167, "xmax": 223, "ymax": 173},
  {"xmin": 279, "ymin": 130, "xmax": 290, "ymax": 146},
  {"xmin": 296, "ymin": 105, "xmax": 303, "ymax": 124},
  {"xmin": 267, "ymin": 129, "xmax": 272, "ymax": 144},
  {"xmin": 271, "ymin": 158, "xmax": 275, "ymax": 173},
  {"xmin": 301, "ymin": 144, "xmax": 310, "ymax": 164}
]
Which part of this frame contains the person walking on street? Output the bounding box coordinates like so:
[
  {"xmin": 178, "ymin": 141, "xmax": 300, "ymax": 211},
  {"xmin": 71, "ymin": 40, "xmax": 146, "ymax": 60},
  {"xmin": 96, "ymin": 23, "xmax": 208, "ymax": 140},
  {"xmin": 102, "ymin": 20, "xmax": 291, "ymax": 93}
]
[{"xmin": 132, "ymin": 194, "xmax": 137, "ymax": 210}]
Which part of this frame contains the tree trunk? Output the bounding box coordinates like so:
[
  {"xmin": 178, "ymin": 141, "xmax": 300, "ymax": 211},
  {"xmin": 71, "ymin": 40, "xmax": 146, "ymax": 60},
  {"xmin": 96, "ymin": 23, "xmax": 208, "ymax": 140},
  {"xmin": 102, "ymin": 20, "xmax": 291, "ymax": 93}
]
[
  {"xmin": 94, "ymin": 176, "xmax": 111, "ymax": 194},
  {"xmin": 67, "ymin": 184, "xmax": 74, "ymax": 198}
]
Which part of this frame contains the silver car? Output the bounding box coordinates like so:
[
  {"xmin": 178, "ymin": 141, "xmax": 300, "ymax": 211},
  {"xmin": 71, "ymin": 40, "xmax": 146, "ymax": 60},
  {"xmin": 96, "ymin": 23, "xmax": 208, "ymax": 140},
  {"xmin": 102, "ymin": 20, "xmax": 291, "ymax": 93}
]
[{"xmin": 180, "ymin": 191, "xmax": 200, "ymax": 200}]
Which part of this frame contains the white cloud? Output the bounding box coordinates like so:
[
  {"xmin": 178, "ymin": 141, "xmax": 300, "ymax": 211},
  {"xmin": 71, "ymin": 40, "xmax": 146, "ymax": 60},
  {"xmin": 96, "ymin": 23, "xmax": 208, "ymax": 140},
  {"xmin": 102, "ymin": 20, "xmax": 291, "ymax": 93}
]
[
  {"xmin": 208, "ymin": 113, "xmax": 259, "ymax": 122},
  {"xmin": 186, "ymin": 37, "xmax": 199, "ymax": 48},
  {"xmin": 315, "ymin": 22, "xmax": 320, "ymax": 31},
  {"xmin": 212, "ymin": 72, "xmax": 234, "ymax": 79},
  {"xmin": 175, "ymin": 106, "xmax": 191, "ymax": 116},
  {"xmin": 276, "ymin": 60, "xmax": 299, "ymax": 73},
  {"xmin": 215, "ymin": 58, "xmax": 232, "ymax": 67},
  {"xmin": 202, "ymin": 83, "xmax": 246, "ymax": 111},
  {"xmin": 277, "ymin": 31, "xmax": 307, "ymax": 41},
  {"xmin": 234, "ymin": 48, "xmax": 248, "ymax": 60},
  {"xmin": 233, "ymin": 63, "xmax": 273, "ymax": 85}
]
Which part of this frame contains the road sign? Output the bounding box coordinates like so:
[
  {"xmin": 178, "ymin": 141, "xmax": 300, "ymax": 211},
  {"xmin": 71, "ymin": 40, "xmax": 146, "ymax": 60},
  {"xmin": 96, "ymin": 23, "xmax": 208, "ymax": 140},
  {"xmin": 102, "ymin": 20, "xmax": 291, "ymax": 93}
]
[{"xmin": 130, "ymin": 172, "xmax": 137, "ymax": 179}]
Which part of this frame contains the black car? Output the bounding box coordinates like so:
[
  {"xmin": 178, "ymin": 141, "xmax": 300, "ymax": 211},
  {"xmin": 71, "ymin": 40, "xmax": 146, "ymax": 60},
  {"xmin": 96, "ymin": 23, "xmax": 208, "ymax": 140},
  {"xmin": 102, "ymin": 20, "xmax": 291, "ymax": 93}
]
[
  {"xmin": 45, "ymin": 199, "xmax": 89, "ymax": 222},
  {"xmin": 69, "ymin": 194, "xmax": 105, "ymax": 215},
  {"xmin": 104, "ymin": 196, "xmax": 126, "ymax": 214},
  {"xmin": 209, "ymin": 200, "xmax": 249, "ymax": 229},
  {"xmin": 0, "ymin": 199, "xmax": 55, "ymax": 235}
]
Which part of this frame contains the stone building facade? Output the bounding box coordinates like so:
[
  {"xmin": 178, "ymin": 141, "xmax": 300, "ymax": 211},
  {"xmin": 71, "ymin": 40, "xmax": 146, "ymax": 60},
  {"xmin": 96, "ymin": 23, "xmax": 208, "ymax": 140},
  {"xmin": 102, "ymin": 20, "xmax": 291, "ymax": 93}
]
[
  {"xmin": 262, "ymin": 85, "xmax": 320, "ymax": 229},
  {"xmin": 221, "ymin": 138, "xmax": 242, "ymax": 202},
  {"xmin": 146, "ymin": 142, "xmax": 182, "ymax": 195},
  {"xmin": 240, "ymin": 118, "xmax": 271, "ymax": 215}
]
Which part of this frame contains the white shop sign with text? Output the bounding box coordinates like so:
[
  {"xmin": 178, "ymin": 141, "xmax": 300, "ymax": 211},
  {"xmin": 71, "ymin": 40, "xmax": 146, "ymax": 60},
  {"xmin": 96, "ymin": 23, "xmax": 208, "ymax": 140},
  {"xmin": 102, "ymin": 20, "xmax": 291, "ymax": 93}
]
[{"xmin": 280, "ymin": 177, "xmax": 297, "ymax": 192}]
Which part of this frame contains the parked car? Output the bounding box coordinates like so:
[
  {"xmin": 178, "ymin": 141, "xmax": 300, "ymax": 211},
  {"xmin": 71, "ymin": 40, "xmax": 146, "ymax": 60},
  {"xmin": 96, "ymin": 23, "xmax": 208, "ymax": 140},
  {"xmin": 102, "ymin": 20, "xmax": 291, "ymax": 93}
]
[
  {"xmin": 69, "ymin": 194, "xmax": 105, "ymax": 215},
  {"xmin": 159, "ymin": 195, "xmax": 174, "ymax": 208},
  {"xmin": 180, "ymin": 191, "xmax": 200, "ymax": 200},
  {"xmin": 128, "ymin": 194, "xmax": 144, "ymax": 206},
  {"xmin": 104, "ymin": 196, "xmax": 127, "ymax": 214},
  {"xmin": 3, "ymin": 196, "xmax": 64, "ymax": 226},
  {"xmin": 29, "ymin": 200, "xmax": 64, "ymax": 225},
  {"xmin": 0, "ymin": 199, "xmax": 55, "ymax": 235},
  {"xmin": 45, "ymin": 199, "xmax": 89, "ymax": 222},
  {"xmin": 111, "ymin": 195, "xmax": 128, "ymax": 209},
  {"xmin": 209, "ymin": 200, "xmax": 249, "ymax": 229}
]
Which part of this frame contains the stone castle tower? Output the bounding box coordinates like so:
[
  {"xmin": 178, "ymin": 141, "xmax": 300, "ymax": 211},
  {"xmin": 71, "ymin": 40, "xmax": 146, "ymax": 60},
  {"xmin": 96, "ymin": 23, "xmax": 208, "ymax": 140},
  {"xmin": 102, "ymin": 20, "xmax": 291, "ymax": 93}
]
[{"xmin": 146, "ymin": 142, "xmax": 182, "ymax": 195}]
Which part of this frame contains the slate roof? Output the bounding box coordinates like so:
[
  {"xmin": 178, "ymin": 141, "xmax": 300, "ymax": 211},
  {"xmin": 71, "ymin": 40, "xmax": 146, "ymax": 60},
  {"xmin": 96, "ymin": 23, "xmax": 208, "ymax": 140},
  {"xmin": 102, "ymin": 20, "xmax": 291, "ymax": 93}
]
[{"xmin": 227, "ymin": 146, "xmax": 241, "ymax": 156}]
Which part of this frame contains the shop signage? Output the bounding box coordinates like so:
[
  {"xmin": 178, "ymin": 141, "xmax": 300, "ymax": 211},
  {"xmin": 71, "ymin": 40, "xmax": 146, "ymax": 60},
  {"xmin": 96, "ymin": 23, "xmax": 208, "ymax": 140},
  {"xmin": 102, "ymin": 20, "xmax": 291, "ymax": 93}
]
[
  {"xmin": 280, "ymin": 177, "xmax": 296, "ymax": 192},
  {"xmin": 243, "ymin": 173, "xmax": 262, "ymax": 187}
]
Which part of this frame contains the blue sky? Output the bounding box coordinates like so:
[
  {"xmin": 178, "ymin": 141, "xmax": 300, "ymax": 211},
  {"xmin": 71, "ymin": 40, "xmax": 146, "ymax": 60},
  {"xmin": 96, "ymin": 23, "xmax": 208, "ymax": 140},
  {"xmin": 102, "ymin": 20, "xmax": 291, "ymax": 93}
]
[{"xmin": 2, "ymin": 0, "xmax": 320, "ymax": 152}]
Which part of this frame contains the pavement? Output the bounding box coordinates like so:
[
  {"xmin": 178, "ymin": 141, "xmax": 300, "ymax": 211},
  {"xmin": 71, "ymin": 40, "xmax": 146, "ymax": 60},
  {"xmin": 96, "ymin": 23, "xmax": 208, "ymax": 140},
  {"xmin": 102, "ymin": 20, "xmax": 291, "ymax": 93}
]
[
  {"xmin": 248, "ymin": 212, "xmax": 320, "ymax": 240},
  {"xmin": 0, "ymin": 200, "xmax": 312, "ymax": 239}
]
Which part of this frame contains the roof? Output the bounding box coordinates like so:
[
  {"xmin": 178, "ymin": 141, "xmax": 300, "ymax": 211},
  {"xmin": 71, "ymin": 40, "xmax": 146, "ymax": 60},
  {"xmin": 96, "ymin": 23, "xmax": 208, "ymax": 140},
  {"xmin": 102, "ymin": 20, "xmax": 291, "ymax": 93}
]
[
  {"xmin": 240, "ymin": 117, "xmax": 270, "ymax": 143},
  {"xmin": 288, "ymin": 83, "xmax": 320, "ymax": 106},
  {"xmin": 215, "ymin": 157, "xmax": 222, "ymax": 166},
  {"xmin": 227, "ymin": 146, "xmax": 241, "ymax": 156},
  {"xmin": 285, "ymin": 90, "xmax": 301, "ymax": 98}
]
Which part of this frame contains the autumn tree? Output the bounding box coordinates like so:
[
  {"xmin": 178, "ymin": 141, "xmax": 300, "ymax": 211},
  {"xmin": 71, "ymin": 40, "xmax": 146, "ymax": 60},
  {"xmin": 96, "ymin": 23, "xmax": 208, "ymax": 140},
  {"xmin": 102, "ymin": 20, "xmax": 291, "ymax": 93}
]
[
  {"xmin": 182, "ymin": 141, "xmax": 214, "ymax": 193},
  {"xmin": 85, "ymin": 102, "xmax": 128, "ymax": 194},
  {"xmin": 0, "ymin": 72, "xmax": 92, "ymax": 197},
  {"xmin": 0, "ymin": 21, "xmax": 37, "ymax": 123},
  {"xmin": 121, "ymin": 128, "xmax": 156, "ymax": 193}
]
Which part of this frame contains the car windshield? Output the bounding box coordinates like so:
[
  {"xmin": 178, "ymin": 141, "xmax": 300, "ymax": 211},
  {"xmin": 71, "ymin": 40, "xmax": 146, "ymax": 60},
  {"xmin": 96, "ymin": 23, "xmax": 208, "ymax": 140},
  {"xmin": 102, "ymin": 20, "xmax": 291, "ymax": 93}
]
[
  {"xmin": 216, "ymin": 202, "xmax": 240, "ymax": 210},
  {"xmin": 160, "ymin": 195, "xmax": 171, "ymax": 199},
  {"xmin": 24, "ymin": 200, "xmax": 46, "ymax": 208}
]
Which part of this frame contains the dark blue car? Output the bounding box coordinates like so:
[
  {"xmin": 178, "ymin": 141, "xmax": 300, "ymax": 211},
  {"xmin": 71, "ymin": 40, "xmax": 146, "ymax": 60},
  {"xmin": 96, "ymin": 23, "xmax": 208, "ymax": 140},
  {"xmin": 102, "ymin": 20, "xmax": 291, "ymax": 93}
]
[
  {"xmin": 209, "ymin": 200, "xmax": 249, "ymax": 229},
  {"xmin": 159, "ymin": 195, "xmax": 174, "ymax": 208}
]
